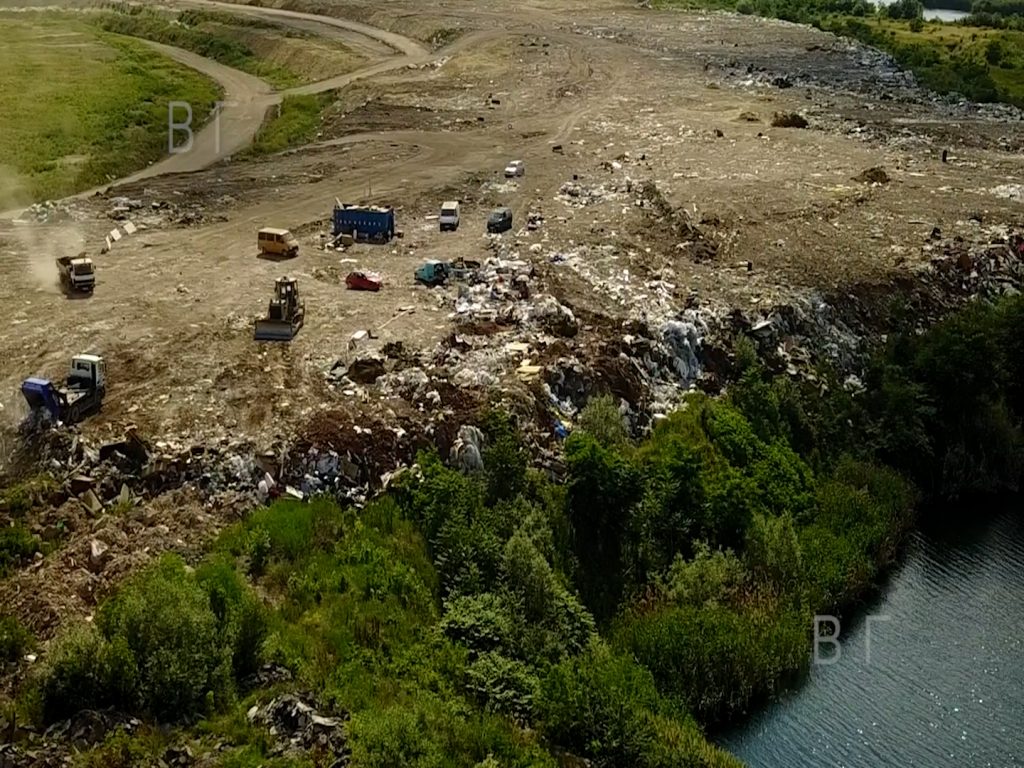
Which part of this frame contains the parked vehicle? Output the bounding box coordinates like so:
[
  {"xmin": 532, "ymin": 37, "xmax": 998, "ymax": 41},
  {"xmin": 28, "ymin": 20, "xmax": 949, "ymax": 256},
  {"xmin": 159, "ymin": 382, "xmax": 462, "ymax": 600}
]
[
  {"xmin": 332, "ymin": 202, "xmax": 395, "ymax": 243},
  {"xmin": 415, "ymin": 259, "xmax": 481, "ymax": 286},
  {"xmin": 258, "ymin": 227, "xmax": 299, "ymax": 258},
  {"xmin": 487, "ymin": 207, "xmax": 513, "ymax": 234},
  {"xmin": 504, "ymin": 160, "xmax": 525, "ymax": 178},
  {"xmin": 439, "ymin": 201, "xmax": 460, "ymax": 232},
  {"xmin": 21, "ymin": 354, "xmax": 106, "ymax": 424},
  {"xmin": 56, "ymin": 255, "xmax": 95, "ymax": 294},
  {"xmin": 415, "ymin": 260, "xmax": 450, "ymax": 286},
  {"xmin": 345, "ymin": 271, "xmax": 382, "ymax": 292}
]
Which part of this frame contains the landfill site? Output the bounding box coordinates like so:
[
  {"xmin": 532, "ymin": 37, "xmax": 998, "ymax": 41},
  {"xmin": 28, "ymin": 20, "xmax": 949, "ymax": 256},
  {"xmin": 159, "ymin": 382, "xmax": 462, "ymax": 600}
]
[{"xmin": 2, "ymin": 0, "xmax": 1024, "ymax": 649}]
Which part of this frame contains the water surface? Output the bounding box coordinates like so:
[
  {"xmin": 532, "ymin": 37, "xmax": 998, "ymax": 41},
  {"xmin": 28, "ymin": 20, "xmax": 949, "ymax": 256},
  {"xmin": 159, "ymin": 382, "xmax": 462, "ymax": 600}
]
[{"xmin": 722, "ymin": 506, "xmax": 1024, "ymax": 767}]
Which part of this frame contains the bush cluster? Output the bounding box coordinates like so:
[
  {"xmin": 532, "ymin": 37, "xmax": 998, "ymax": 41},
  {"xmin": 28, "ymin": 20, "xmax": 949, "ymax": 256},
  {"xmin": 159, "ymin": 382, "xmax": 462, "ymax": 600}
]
[{"xmin": 37, "ymin": 556, "xmax": 266, "ymax": 722}]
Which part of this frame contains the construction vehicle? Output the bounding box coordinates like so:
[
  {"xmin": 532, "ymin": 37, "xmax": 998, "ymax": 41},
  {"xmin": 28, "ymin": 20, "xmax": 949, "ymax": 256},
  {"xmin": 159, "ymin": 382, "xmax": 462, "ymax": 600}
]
[
  {"xmin": 332, "ymin": 201, "xmax": 395, "ymax": 243},
  {"xmin": 258, "ymin": 227, "xmax": 299, "ymax": 258},
  {"xmin": 415, "ymin": 259, "xmax": 480, "ymax": 287},
  {"xmin": 56, "ymin": 255, "xmax": 95, "ymax": 294},
  {"xmin": 21, "ymin": 354, "xmax": 106, "ymax": 424},
  {"xmin": 254, "ymin": 277, "xmax": 305, "ymax": 341}
]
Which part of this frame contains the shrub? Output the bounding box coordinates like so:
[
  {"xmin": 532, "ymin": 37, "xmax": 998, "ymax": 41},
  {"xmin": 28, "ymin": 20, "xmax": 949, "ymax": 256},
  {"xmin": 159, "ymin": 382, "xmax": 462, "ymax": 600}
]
[
  {"xmin": 38, "ymin": 626, "xmax": 138, "ymax": 722},
  {"xmin": 664, "ymin": 543, "xmax": 745, "ymax": 608},
  {"xmin": 38, "ymin": 555, "xmax": 266, "ymax": 722},
  {"xmin": 465, "ymin": 651, "xmax": 539, "ymax": 720},
  {"xmin": 0, "ymin": 475, "xmax": 56, "ymax": 517},
  {"xmin": 0, "ymin": 525, "xmax": 39, "ymax": 575},
  {"xmin": 612, "ymin": 604, "xmax": 808, "ymax": 724},
  {"xmin": 440, "ymin": 593, "xmax": 514, "ymax": 656},
  {"xmin": 996, "ymin": 294, "xmax": 1024, "ymax": 419},
  {"xmin": 644, "ymin": 714, "xmax": 745, "ymax": 768},
  {"xmin": 97, "ymin": 557, "xmax": 229, "ymax": 718},
  {"xmin": 744, "ymin": 513, "xmax": 803, "ymax": 596},
  {"xmin": 536, "ymin": 641, "xmax": 659, "ymax": 765},
  {"xmin": 482, "ymin": 411, "xmax": 528, "ymax": 505},
  {"xmin": 0, "ymin": 614, "xmax": 33, "ymax": 663},
  {"xmin": 501, "ymin": 530, "xmax": 595, "ymax": 660},
  {"xmin": 770, "ymin": 112, "xmax": 809, "ymax": 128},
  {"xmin": 196, "ymin": 559, "xmax": 269, "ymax": 680},
  {"xmin": 349, "ymin": 696, "xmax": 556, "ymax": 768},
  {"xmin": 577, "ymin": 394, "xmax": 629, "ymax": 447}
]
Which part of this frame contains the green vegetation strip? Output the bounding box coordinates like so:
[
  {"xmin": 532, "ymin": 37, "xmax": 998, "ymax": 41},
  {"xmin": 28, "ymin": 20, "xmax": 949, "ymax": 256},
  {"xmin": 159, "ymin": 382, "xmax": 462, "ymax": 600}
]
[
  {"xmin": 248, "ymin": 94, "xmax": 333, "ymax": 156},
  {"xmin": 0, "ymin": 14, "xmax": 221, "ymax": 207},
  {"xmin": 658, "ymin": 0, "xmax": 1024, "ymax": 107},
  {"xmin": 93, "ymin": 6, "xmax": 301, "ymax": 90},
  {"xmin": 15, "ymin": 293, "xmax": 1024, "ymax": 765}
]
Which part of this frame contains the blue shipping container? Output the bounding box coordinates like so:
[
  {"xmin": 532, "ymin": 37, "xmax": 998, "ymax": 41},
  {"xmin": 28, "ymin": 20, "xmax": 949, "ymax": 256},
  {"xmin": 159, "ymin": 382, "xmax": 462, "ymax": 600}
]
[{"xmin": 332, "ymin": 204, "xmax": 395, "ymax": 242}]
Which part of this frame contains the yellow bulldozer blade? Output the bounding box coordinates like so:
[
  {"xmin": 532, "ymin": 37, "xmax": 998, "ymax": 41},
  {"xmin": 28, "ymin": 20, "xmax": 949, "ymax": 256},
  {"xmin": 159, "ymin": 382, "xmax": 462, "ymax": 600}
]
[{"xmin": 254, "ymin": 318, "xmax": 301, "ymax": 341}]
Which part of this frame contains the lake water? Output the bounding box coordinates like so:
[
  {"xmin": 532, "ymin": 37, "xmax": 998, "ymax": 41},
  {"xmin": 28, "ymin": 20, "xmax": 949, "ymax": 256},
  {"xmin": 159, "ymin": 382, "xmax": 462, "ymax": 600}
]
[
  {"xmin": 923, "ymin": 7, "xmax": 971, "ymax": 21},
  {"xmin": 872, "ymin": 1, "xmax": 972, "ymax": 21},
  {"xmin": 721, "ymin": 506, "xmax": 1024, "ymax": 767}
]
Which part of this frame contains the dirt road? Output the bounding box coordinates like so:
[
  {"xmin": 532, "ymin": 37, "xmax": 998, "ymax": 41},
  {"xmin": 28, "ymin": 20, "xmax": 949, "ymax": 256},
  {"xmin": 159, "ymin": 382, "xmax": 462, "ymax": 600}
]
[{"xmin": 174, "ymin": 0, "xmax": 430, "ymax": 57}]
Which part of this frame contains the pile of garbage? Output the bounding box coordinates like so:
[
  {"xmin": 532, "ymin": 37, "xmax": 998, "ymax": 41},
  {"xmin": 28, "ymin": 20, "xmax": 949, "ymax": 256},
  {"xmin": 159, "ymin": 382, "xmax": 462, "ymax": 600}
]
[
  {"xmin": 556, "ymin": 179, "xmax": 629, "ymax": 207},
  {"xmin": 13, "ymin": 199, "xmax": 83, "ymax": 224},
  {"xmin": 0, "ymin": 708, "xmax": 144, "ymax": 768},
  {"xmin": 247, "ymin": 693, "xmax": 349, "ymax": 767}
]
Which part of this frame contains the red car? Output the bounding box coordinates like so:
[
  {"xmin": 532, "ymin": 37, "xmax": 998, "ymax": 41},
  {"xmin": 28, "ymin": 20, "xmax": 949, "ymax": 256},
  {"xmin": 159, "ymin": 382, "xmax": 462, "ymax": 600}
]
[{"xmin": 345, "ymin": 271, "xmax": 382, "ymax": 292}]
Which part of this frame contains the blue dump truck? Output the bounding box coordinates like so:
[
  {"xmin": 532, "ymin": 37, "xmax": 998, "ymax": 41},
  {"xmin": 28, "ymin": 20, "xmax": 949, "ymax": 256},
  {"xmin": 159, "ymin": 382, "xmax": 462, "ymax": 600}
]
[
  {"xmin": 332, "ymin": 201, "xmax": 395, "ymax": 243},
  {"xmin": 21, "ymin": 354, "xmax": 106, "ymax": 424}
]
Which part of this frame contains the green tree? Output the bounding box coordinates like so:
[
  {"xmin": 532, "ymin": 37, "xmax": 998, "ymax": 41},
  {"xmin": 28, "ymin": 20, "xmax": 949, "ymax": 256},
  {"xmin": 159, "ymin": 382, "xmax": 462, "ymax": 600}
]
[{"xmin": 564, "ymin": 434, "xmax": 643, "ymax": 621}]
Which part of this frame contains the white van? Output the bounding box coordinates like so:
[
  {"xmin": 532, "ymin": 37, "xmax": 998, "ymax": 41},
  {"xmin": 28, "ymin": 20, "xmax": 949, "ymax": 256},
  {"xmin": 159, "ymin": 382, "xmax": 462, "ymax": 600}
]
[{"xmin": 439, "ymin": 201, "xmax": 460, "ymax": 232}]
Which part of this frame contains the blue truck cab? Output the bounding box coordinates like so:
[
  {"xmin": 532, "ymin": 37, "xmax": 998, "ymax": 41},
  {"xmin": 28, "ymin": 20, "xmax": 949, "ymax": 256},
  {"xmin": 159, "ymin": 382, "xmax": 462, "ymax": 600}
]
[{"xmin": 332, "ymin": 202, "xmax": 395, "ymax": 243}]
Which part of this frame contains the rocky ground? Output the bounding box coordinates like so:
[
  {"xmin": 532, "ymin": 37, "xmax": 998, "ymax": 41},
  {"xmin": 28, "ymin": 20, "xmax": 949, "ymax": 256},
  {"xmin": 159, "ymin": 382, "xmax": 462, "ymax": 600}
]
[{"xmin": 1, "ymin": 0, "xmax": 1024, "ymax": 733}]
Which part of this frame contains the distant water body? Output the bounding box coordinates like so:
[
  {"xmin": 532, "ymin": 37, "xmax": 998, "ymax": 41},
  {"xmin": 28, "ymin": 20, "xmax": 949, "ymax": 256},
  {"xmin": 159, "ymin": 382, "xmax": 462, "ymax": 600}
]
[
  {"xmin": 923, "ymin": 7, "xmax": 971, "ymax": 21},
  {"xmin": 721, "ymin": 505, "xmax": 1024, "ymax": 767},
  {"xmin": 873, "ymin": 0, "xmax": 972, "ymax": 21}
]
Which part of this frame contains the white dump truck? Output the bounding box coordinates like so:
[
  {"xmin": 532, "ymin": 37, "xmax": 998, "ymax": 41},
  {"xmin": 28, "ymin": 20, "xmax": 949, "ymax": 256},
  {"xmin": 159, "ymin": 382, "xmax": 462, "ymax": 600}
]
[{"xmin": 56, "ymin": 255, "xmax": 95, "ymax": 294}]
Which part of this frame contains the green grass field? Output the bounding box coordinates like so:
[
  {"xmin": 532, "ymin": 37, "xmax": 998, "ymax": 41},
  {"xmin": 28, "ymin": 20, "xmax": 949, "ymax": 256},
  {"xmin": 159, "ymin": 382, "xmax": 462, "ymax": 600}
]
[{"xmin": 0, "ymin": 13, "xmax": 221, "ymax": 207}]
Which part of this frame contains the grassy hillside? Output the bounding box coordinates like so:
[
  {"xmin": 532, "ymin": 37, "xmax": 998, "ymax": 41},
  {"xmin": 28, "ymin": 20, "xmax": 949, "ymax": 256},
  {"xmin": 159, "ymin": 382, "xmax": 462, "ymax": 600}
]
[
  {"xmin": 92, "ymin": 7, "xmax": 302, "ymax": 89},
  {"xmin": 0, "ymin": 13, "xmax": 221, "ymax": 207}
]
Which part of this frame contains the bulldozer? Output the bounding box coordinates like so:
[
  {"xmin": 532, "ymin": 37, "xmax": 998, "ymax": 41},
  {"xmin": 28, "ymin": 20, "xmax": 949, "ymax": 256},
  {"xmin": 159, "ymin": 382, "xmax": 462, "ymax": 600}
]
[{"xmin": 254, "ymin": 277, "xmax": 305, "ymax": 341}]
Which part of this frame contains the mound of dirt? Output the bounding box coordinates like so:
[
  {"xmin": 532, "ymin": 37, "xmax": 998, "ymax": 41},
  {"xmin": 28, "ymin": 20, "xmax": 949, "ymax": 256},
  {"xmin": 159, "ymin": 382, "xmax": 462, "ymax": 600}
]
[
  {"xmin": 852, "ymin": 166, "xmax": 891, "ymax": 184},
  {"xmin": 771, "ymin": 112, "xmax": 809, "ymax": 128}
]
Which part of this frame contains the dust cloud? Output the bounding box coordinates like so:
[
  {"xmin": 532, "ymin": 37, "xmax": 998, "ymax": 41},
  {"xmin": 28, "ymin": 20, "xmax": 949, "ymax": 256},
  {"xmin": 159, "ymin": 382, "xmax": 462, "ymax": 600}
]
[{"xmin": 0, "ymin": 165, "xmax": 85, "ymax": 295}]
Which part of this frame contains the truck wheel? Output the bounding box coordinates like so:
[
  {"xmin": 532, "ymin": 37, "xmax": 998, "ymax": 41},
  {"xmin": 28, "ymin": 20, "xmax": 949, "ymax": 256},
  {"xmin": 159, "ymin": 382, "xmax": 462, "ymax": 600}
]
[{"xmin": 68, "ymin": 405, "xmax": 81, "ymax": 423}]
